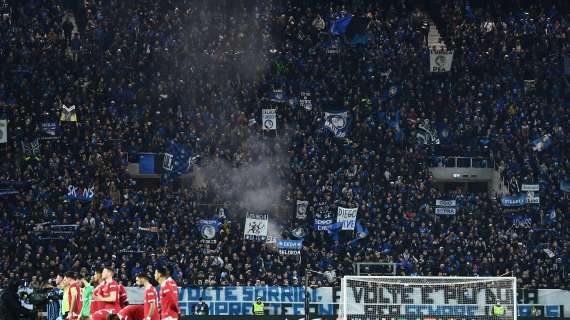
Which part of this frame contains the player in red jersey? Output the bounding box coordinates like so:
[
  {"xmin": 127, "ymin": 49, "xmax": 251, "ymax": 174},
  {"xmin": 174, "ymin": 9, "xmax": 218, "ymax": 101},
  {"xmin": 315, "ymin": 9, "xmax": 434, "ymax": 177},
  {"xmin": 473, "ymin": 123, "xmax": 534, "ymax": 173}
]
[
  {"xmin": 118, "ymin": 284, "xmax": 129, "ymax": 308},
  {"xmin": 64, "ymin": 271, "xmax": 83, "ymax": 320},
  {"xmin": 154, "ymin": 266, "xmax": 179, "ymax": 320},
  {"xmin": 110, "ymin": 305, "xmax": 144, "ymax": 320},
  {"xmin": 138, "ymin": 273, "xmax": 159, "ymax": 320},
  {"xmin": 92, "ymin": 266, "xmax": 121, "ymax": 320},
  {"xmin": 106, "ymin": 273, "xmax": 157, "ymax": 320},
  {"xmin": 90, "ymin": 268, "xmax": 105, "ymax": 316}
]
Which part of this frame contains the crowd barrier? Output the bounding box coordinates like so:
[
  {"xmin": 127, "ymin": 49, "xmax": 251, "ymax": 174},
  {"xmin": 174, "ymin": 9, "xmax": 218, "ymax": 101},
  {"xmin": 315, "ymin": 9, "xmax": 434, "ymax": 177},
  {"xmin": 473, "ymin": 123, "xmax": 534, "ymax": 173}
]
[{"xmin": 125, "ymin": 287, "xmax": 570, "ymax": 318}]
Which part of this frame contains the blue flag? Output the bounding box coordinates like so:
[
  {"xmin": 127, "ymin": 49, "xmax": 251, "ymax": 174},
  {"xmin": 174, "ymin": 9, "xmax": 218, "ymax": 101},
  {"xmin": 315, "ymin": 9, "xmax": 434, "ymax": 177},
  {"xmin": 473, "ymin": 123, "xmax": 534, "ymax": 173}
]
[
  {"xmin": 290, "ymin": 227, "xmax": 306, "ymax": 239},
  {"xmin": 501, "ymin": 194, "xmax": 526, "ymax": 207},
  {"xmin": 324, "ymin": 110, "xmax": 350, "ymax": 138},
  {"xmin": 531, "ymin": 134, "xmax": 553, "ymax": 152},
  {"xmin": 560, "ymin": 181, "xmax": 570, "ymax": 193},
  {"xmin": 326, "ymin": 222, "xmax": 343, "ymax": 241},
  {"xmin": 331, "ymin": 16, "xmax": 353, "ymax": 36},
  {"xmin": 162, "ymin": 140, "xmax": 198, "ymax": 183},
  {"xmin": 349, "ymin": 220, "xmax": 369, "ymax": 246},
  {"xmin": 269, "ymin": 89, "xmax": 288, "ymax": 103},
  {"xmin": 198, "ymin": 219, "xmax": 221, "ymax": 244}
]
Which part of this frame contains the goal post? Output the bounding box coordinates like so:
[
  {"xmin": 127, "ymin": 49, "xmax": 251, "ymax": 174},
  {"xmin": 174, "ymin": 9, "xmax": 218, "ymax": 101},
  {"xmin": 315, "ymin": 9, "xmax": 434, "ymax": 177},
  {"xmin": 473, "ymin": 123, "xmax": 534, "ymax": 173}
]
[{"xmin": 340, "ymin": 276, "xmax": 517, "ymax": 320}]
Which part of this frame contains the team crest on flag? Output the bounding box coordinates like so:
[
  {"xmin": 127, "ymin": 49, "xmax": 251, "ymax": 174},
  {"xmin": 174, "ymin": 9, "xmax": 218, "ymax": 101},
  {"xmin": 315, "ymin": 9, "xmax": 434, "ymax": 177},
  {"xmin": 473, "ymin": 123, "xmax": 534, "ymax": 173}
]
[
  {"xmin": 296, "ymin": 200, "xmax": 308, "ymax": 219},
  {"xmin": 416, "ymin": 119, "xmax": 440, "ymax": 146},
  {"xmin": 198, "ymin": 220, "xmax": 221, "ymax": 244},
  {"xmin": 60, "ymin": 104, "xmax": 78, "ymax": 123},
  {"xmin": 244, "ymin": 213, "xmax": 268, "ymax": 241},
  {"xmin": 324, "ymin": 110, "xmax": 349, "ymax": 138},
  {"xmin": 262, "ymin": 109, "xmax": 277, "ymax": 130},
  {"xmin": 429, "ymin": 50, "xmax": 454, "ymax": 72}
]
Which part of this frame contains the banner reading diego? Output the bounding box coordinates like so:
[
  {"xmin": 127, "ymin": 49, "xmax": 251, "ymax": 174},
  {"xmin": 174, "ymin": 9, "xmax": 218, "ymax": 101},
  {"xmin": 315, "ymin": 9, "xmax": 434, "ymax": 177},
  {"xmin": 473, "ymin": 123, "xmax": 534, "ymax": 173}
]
[
  {"xmin": 244, "ymin": 213, "xmax": 269, "ymax": 241},
  {"xmin": 336, "ymin": 207, "xmax": 357, "ymax": 230},
  {"xmin": 277, "ymin": 240, "xmax": 302, "ymax": 255},
  {"xmin": 429, "ymin": 50, "xmax": 454, "ymax": 72},
  {"xmin": 262, "ymin": 109, "xmax": 277, "ymax": 130}
]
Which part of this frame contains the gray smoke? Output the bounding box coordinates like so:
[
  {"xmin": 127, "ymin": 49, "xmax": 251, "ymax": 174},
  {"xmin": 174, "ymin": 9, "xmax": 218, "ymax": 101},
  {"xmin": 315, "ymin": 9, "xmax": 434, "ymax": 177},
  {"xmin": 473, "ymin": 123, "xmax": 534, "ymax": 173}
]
[{"xmin": 195, "ymin": 132, "xmax": 291, "ymax": 221}]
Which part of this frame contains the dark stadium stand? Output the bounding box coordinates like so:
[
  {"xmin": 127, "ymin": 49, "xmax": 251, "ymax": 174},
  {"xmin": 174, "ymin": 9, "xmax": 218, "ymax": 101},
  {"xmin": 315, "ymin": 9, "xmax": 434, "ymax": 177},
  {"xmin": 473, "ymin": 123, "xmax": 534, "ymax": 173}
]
[{"xmin": 0, "ymin": 1, "xmax": 569, "ymax": 317}]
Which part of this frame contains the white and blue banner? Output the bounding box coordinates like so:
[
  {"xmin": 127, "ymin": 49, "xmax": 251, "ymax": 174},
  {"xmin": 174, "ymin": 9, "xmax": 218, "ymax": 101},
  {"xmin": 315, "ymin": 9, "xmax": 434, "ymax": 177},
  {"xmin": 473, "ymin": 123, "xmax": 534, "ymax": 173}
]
[
  {"xmin": 416, "ymin": 120, "xmax": 439, "ymax": 146},
  {"xmin": 139, "ymin": 287, "xmax": 570, "ymax": 317},
  {"xmin": 277, "ymin": 240, "xmax": 302, "ymax": 255},
  {"xmin": 324, "ymin": 111, "xmax": 349, "ymax": 138},
  {"xmin": 429, "ymin": 49, "xmax": 454, "ymax": 72},
  {"xmin": 435, "ymin": 199, "xmax": 456, "ymax": 207},
  {"xmin": 0, "ymin": 119, "xmax": 7, "ymax": 144},
  {"xmin": 198, "ymin": 219, "xmax": 221, "ymax": 244},
  {"xmin": 435, "ymin": 199, "xmax": 456, "ymax": 215},
  {"xmin": 526, "ymin": 192, "xmax": 540, "ymax": 204},
  {"xmin": 40, "ymin": 122, "xmax": 59, "ymax": 139},
  {"xmin": 512, "ymin": 215, "xmax": 532, "ymax": 228},
  {"xmin": 435, "ymin": 207, "xmax": 457, "ymax": 215},
  {"xmin": 269, "ymin": 89, "xmax": 288, "ymax": 103},
  {"xmin": 501, "ymin": 194, "xmax": 526, "ymax": 207},
  {"xmin": 531, "ymin": 134, "xmax": 553, "ymax": 152},
  {"xmin": 300, "ymin": 92, "xmax": 312, "ymax": 111},
  {"xmin": 521, "ymin": 184, "xmax": 539, "ymax": 192},
  {"xmin": 296, "ymin": 200, "xmax": 308, "ymax": 219},
  {"xmin": 244, "ymin": 213, "xmax": 268, "ymax": 241},
  {"xmin": 314, "ymin": 218, "xmax": 333, "ymax": 231},
  {"xmin": 262, "ymin": 109, "xmax": 277, "ymax": 130},
  {"xmin": 66, "ymin": 185, "xmax": 95, "ymax": 202},
  {"xmin": 336, "ymin": 207, "xmax": 357, "ymax": 230}
]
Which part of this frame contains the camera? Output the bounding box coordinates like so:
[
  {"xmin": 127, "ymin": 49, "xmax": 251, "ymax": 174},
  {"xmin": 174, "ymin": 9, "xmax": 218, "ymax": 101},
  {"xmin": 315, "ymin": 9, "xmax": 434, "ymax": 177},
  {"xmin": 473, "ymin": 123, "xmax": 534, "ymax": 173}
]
[{"xmin": 18, "ymin": 287, "xmax": 63, "ymax": 309}]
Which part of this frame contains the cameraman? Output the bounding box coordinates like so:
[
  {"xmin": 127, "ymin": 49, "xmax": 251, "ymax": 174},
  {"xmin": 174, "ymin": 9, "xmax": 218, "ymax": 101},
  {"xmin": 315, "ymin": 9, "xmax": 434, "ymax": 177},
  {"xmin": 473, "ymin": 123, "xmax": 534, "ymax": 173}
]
[{"xmin": 0, "ymin": 278, "xmax": 30, "ymax": 320}]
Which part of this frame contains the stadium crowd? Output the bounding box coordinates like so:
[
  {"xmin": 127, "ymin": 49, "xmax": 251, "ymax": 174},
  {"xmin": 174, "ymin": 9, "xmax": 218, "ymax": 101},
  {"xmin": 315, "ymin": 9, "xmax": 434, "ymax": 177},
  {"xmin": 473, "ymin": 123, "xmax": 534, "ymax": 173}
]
[{"xmin": 0, "ymin": 0, "xmax": 569, "ymax": 293}]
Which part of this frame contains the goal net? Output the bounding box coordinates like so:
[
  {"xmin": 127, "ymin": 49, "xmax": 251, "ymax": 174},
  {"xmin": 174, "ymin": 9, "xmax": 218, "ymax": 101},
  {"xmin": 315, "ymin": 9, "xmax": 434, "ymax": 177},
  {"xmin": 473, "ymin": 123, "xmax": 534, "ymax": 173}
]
[{"xmin": 340, "ymin": 276, "xmax": 517, "ymax": 320}]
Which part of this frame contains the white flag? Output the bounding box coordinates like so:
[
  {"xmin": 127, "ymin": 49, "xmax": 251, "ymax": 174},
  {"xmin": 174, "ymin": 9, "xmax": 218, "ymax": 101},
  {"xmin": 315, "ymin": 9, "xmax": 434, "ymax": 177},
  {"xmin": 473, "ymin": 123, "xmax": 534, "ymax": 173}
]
[
  {"xmin": 337, "ymin": 207, "xmax": 358, "ymax": 230},
  {"xmin": 435, "ymin": 207, "xmax": 457, "ymax": 215},
  {"xmin": 430, "ymin": 50, "xmax": 454, "ymax": 72},
  {"xmin": 262, "ymin": 109, "xmax": 277, "ymax": 130},
  {"xmin": 0, "ymin": 119, "xmax": 6, "ymax": 144},
  {"xmin": 296, "ymin": 200, "xmax": 308, "ymax": 219},
  {"xmin": 521, "ymin": 184, "xmax": 539, "ymax": 192},
  {"xmin": 244, "ymin": 213, "xmax": 268, "ymax": 241}
]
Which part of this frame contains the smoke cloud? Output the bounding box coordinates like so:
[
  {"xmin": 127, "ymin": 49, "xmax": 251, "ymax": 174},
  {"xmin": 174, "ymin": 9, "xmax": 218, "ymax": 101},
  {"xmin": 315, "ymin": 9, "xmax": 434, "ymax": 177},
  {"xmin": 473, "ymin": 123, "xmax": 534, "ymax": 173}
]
[{"xmin": 194, "ymin": 131, "xmax": 291, "ymax": 222}]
